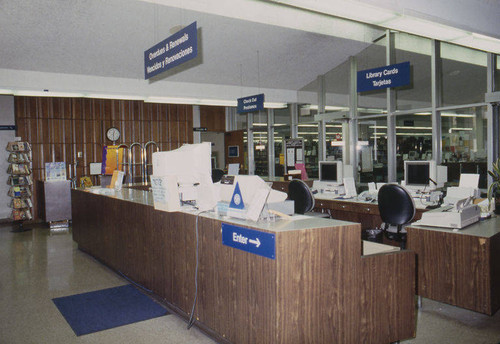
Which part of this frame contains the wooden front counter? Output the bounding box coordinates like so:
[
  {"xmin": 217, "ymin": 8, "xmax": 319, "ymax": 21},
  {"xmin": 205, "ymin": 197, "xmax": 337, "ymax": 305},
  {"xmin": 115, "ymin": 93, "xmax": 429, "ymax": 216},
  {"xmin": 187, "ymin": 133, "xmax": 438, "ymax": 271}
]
[
  {"xmin": 72, "ymin": 188, "xmax": 416, "ymax": 344},
  {"xmin": 408, "ymin": 218, "xmax": 500, "ymax": 315}
]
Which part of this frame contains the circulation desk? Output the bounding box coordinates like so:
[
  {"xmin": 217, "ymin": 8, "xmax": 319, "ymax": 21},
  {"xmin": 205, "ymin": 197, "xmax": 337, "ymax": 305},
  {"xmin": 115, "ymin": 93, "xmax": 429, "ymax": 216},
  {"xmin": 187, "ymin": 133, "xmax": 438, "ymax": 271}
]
[
  {"xmin": 313, "ymin": 195, "xmax": 426, "ymax": 230},
  {"xmin": 270, "ymin": 180, "xmax": 427, "ymax": 230},
  {"xmin": 71, "ymin": 187, "xmax": 416, "ymax": 344},
  {"xmin": 407, "ymin": 217, "xmax": 500, "ymax": 315}
]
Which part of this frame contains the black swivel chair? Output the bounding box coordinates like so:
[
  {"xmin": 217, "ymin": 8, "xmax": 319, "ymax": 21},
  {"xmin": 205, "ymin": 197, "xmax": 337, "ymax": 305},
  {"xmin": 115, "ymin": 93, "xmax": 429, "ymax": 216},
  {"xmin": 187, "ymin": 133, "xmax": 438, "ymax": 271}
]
[
  {"xmin": 211, "ymin": 168, "xmax": 225, "ymax": 183},
  {"xmin": 377, "ymin": 184, "xmax": 415, "ymax": 248},
  {"xmin": 287, "ymin": 179, "xmax": 315, "ymax": 214},
  {"xmin": 287, "ymin": 179, "xmax": 331, "ymax": 218}
]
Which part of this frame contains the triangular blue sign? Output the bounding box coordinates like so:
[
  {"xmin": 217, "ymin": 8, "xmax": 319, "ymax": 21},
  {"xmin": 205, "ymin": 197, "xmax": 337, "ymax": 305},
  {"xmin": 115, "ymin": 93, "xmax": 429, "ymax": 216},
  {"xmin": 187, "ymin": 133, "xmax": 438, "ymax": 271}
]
[{"xmin": 229, "ymin": 182, "xmax": 245, "ymax": 209}]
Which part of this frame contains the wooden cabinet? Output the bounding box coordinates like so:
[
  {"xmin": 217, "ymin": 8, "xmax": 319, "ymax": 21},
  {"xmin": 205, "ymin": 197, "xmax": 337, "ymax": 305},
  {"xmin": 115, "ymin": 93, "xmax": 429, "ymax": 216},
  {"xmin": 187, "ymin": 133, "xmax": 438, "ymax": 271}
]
[{"xmin": 407, "ymin": 221, "xmax": 500, "ymax": 315}]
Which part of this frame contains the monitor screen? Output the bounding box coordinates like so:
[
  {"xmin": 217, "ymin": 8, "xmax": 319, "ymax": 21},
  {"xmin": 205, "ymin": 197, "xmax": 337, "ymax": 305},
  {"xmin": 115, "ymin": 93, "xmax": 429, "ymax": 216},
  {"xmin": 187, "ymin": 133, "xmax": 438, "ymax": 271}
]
[
  {"xmin": 319, "ymin": 161, "xmax": 342, "ymax": 183},
  {"xmin": 406, "ymin": 162, "xmax": 430, "ymax": 186},
  {"xmin": 228, "ymin": 146, "xmax": 239, "ymax": 158}
]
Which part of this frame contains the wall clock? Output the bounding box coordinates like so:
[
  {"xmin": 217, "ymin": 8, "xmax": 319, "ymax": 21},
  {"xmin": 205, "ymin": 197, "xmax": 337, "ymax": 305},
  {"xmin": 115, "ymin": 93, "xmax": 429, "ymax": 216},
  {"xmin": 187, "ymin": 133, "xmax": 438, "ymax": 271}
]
[{"xmin": 106, "ymin": 127, "xmax": 120, "ymax": 142}]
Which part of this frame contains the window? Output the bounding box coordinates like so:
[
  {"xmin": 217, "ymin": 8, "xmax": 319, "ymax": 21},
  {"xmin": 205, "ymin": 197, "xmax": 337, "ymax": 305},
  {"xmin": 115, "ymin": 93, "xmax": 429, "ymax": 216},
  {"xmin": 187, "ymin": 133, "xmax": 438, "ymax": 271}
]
[
  {"xmin": 358, "ymin": 117, "xmax": 388, "ymax": 183},
  {"xmin": 395, "ymin": 32, "xmax": 432, "ymax": 110},
  {"xmin": 441, "ymin": 42, "xmax": 487, "ymax": 107},
  {"xmin": 395, "ymin": 114, "xmax": 433, "ymax": 182},
  {"xmin": 273, "ymin": 107, "xmax": 291, "ymax": 177},
  {"xmin": 325, "ymin": 121, "xmax": 343, "ymax": 162},
  {"xmin": 297, "ymin": 123, "xmax": 319, "ymax": 178},
  {"xmin": 252, "ymin": 111, "xmax": 268, "ymax": 177},
  {"xmin": 357, "ymin": 35, "xmax": 387, "ymax": 116},
  {"xmin": 441, "ymin": 106, "xmax": 487, "ymax": 188},
  {"xmin": 324, "ymin": 60, "xmax": 350, "ymax": 112},
  {"xmin": 496, "ymin": 55, "xmax": 500, "ymax": 92}
]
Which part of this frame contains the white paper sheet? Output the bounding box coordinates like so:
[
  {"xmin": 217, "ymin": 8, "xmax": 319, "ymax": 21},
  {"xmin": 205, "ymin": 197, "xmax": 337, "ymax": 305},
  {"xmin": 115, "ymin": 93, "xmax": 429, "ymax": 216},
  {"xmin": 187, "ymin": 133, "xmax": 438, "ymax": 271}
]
[
  {"xmin": 343, "ymin": 177, "xmax": 357, "ymax": 197},
  {"xmin": 228, "ymin": 163, "xmax": 240, "ymax": 175},
  {"xmin": 459, "ymin": 173, "xmax": 480, "ymax": 188},
  {"xmin": 286, "ymin": 148, "xmax": 295, "ymax": 166},
  {"xmin": 368, "ymin": 182, "xmax": 377, "ymax": 193}
]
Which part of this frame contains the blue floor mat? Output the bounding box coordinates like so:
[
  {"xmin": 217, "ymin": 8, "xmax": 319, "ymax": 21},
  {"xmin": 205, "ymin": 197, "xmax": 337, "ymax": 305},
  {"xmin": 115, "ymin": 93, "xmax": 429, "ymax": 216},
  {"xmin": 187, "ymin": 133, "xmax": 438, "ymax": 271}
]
[{"xmin": 52, "ymin": 284, "xmax": 168, "ymax": 336}]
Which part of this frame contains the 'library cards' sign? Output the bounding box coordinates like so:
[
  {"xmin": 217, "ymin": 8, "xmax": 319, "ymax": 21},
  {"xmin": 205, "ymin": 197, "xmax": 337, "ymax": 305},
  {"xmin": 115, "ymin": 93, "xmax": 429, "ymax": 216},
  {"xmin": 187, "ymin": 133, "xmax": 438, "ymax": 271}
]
[
  {"xmin": 144, "ymin": 21, "xmax": 198, "ymax": 79},
  {"xmin": 222, "ymin": 223, "xmax": 275, "ymax": 259},
  {"xmin": 237, "ymin": 94, "xmax": 264, "ymax": 114},
  {"xmin": 357, "ymin": 61, "xmax": 410, "ymax": 92}
]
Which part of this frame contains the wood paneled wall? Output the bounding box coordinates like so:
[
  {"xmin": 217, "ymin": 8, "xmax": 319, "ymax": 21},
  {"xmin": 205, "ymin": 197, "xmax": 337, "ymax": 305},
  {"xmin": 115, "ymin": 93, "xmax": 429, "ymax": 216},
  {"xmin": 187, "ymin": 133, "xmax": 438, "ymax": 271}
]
[
  {"xmin": 224, "ymin": 130, "xmax": 245, "ymax": 173},
  {"xmin": 199, "ymin": 105, "xmax": 225, "ymax": 132},
  {"xmin": 14, "ymin": 96, "xmax": 193, "ymax": 219}
]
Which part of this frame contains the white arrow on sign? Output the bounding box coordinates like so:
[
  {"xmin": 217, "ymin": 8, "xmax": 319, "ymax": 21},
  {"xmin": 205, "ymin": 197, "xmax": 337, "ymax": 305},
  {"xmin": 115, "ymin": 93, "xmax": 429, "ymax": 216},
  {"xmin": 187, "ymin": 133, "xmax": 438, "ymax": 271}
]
[{"xmin": 249, "ymin": 238, "xmax": 261, "ymax": 248}]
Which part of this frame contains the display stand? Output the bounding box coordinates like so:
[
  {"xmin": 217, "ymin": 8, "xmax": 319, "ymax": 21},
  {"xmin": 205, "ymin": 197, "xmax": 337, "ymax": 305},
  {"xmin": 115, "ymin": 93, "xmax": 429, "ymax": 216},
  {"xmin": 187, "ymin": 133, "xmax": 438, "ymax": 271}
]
[{"xmin": 6, "ymin": 141, "xmax": 33, "ymax": 232}]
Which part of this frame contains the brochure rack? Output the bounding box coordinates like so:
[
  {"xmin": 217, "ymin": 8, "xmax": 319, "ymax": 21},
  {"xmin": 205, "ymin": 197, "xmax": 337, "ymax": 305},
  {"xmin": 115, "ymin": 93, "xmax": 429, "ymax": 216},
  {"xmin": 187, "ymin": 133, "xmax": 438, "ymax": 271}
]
[{"xmin": 6, "ymin": 141, "xmax": 33, "ymax": 231}]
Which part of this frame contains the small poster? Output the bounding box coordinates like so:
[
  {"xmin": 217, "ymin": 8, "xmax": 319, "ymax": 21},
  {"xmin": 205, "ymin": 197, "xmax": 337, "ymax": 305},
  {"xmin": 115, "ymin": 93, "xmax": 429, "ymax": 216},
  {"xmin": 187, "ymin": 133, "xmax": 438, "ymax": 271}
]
[
  {"xmin": 45, "ymin": 162, "xmax": 67, "ymax": 181},
  {"xmin": 150, "ymin": 175, "xmax": 180, "ymax": 212},
  {"xmin": 80, "ymin": 176, "xmax": 93, "ymax": 188},
  {"xmin": 296, "ymin": 148, "xmax": 303, "ymax": 162},
  {"xmin": 102, "ymin": 146, "xmax": 125, "ymax": 175}
]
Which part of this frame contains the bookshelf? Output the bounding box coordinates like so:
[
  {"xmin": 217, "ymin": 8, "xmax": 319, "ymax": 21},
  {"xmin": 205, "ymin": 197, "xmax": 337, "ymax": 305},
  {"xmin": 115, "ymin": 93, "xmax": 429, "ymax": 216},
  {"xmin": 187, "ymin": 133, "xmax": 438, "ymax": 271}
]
[{"xmin": 6, "ymin": 141, "xmax": 33, "ymax": 231}]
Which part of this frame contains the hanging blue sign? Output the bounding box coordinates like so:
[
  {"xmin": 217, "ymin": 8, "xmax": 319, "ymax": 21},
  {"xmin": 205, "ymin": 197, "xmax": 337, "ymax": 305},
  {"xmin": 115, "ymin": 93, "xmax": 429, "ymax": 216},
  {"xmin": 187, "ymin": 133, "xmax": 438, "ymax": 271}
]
[
  {"xmin": 357, "ymin": 61, "xmax": 410, "ymax": 93},
  {"xmin": 237, "ymin": 94, "xmax": 264, "ymax": 114},
  {"xmin": 0, "ymin": 125, "xmax": 15, "ymax": 130},
  {"xmin": 144, "ymin": 21, "xmax": 198, "ymax": 79},
  {"xmin": 221, "ymin": 223, "xmax": 275, "ymax": 259}
]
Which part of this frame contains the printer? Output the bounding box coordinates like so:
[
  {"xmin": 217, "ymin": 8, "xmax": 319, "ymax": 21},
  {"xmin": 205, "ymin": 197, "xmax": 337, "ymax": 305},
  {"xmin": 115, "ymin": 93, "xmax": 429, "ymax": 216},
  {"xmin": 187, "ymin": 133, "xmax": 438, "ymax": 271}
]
[
  {"xmin": 415, "ymin": 197, "xmax": 480, "ymax": 229},
  {"xmin": 444, "ymin": 186, "xmax": 480, "ymax": 205},
  {"xmin": 312, "ymin": 180, "xmax": 345, "ymax": 197}
]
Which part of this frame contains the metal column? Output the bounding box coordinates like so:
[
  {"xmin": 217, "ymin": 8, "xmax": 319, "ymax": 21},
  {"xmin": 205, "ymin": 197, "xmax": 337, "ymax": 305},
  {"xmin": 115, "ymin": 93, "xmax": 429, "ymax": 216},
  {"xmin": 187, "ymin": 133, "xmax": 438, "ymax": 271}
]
[
  {"xmin": 386, "ymin": 30, "xmax": 397, "ymax": 182},
  {"xmin": 431, "ymin": 40, "xmax": 443, "ymax": 164},
  {"xmin": 267, "ymin": 108, "xmax": 275, "ymax": 178},
  {"xmin": 290, "ymin": 103, "xmax": 299, "ymax": 138},
  {"xmin": 192, "ymin": 105, "xmax": 201, "ymax": 144},
  {"xmin": 318, "ymin": 75, "xmax": 327, "ymax": 162},
  {"xmin": 487, "ymin": 53, "xmax": 499, "ymax": 186},
  {"xmin": 247, "ymin": 112, "xmax": 255, "ymax": 175},
  {"xmin": 348, "ymin": 56, "xmax": 358, "ymax": 179}
]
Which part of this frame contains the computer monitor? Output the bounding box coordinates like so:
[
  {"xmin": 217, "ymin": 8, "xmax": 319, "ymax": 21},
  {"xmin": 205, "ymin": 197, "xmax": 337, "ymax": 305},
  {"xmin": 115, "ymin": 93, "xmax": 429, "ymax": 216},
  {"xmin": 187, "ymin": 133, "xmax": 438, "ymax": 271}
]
[
  {"xmin": 152, "ymin": 142, "xmax": 217, "ymax": 211},
  {"xmin": 404, "ymin": 160, "xmax": 436, "ymax": 190},
  {"xmin": 319, "ymin": 161, "xmax": 343, "ymax": 184}
]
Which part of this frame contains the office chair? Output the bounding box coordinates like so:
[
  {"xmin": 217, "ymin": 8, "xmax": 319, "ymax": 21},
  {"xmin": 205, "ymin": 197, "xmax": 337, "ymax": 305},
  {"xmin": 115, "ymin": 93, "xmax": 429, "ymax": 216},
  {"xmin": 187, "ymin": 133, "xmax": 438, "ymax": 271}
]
[
  {"xmin": 287, "ymin": 179, "xmax": 315, "ymax": 214},
  {"xmin": 377, "ymin": 184, "xmax": 415, "ymax": 249},
  {"xmin": 287, "ymin": 180, "xmax": 331, "ymax": 218},
  {"xmin": 211, "ymin": 168, "xmax": 225, "ymax": 183}
]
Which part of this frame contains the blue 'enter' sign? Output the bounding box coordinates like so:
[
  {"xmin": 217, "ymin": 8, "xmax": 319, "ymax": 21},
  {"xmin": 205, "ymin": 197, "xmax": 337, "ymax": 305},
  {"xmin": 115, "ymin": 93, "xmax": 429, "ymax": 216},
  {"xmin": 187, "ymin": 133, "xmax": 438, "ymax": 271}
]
[{"xmin": 221, "ymin": 223, "xmax": 275, "ymax": 259}]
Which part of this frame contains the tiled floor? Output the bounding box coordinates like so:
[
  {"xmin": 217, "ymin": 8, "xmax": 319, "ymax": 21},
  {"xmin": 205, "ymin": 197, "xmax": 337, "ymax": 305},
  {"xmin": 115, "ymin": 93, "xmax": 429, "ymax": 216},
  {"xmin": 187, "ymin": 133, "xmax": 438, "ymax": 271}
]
[{"xmin": 1, "ymin": 223, "xmax": 499, "ymax": 343}]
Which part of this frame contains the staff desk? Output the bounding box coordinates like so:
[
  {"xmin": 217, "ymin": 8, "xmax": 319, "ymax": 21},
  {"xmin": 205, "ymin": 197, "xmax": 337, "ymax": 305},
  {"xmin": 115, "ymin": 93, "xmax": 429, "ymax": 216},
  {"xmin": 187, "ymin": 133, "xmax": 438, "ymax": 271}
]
[
  {"xmin": 313, "ymin": 195, "xmax": 428, "ymax": 230},
  {"xmin": 271, "ymin": 180, "xmax": 427, "ymax": 230},
  {"xmin": 407, "ymin": 217, "xmax": 500, "ymax": 315},
  {"xmin": 71, "ymin": 187, "xmax": 416, "ymax": 344}
]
